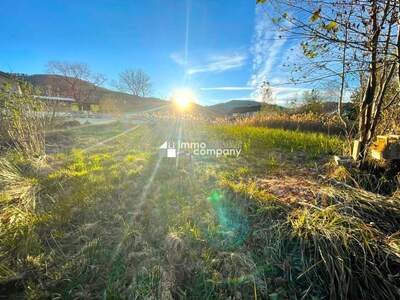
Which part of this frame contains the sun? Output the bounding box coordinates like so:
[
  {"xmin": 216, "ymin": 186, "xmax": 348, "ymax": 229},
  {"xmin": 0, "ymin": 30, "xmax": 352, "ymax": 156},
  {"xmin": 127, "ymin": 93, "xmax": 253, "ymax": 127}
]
[{"xmin": 171, "ymin": 88, "xmax": 196, "ymax": 109}]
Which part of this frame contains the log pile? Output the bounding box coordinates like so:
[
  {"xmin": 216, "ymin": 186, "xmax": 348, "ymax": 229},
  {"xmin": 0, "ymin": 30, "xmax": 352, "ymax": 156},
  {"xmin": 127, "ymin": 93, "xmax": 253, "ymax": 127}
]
[{"xmin": 371, "ymin": 135, "xmax": 400, "ymax": 160}]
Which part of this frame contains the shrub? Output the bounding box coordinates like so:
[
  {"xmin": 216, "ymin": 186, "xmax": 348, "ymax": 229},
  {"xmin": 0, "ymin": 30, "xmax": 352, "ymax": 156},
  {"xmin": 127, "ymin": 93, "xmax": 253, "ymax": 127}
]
[
  {"xmin": 0, "ymin": 155, "xmax": 45, "ymax": 264},
  {"xmin": 287, "ymin": 184, "xmax": 400, "ymax": 299},
  {"xmin": 0, "ymin": 83, "xmax": 48, "ymax": 158}
]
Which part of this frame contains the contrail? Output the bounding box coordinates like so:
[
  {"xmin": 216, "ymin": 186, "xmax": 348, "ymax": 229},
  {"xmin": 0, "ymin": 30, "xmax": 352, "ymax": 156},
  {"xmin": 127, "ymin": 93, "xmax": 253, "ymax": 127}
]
[{"xmin": 183, "ymin": 0, "xmax": 191, "ymax": 85}]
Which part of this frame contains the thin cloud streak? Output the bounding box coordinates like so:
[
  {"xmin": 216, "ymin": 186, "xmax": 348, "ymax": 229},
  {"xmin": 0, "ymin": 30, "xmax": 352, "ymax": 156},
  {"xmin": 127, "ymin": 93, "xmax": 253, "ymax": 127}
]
[
  {"xmin": 170, "ymin": 52, "xmax": 247, "ymax": 75},
  {"xmin": 250, "ymin": 31, "xmax": 288, "ymax": 87},
  {"xmin": 170, "ymin": 52, "xmax": 186, "ymax": 66},
  {"xmin": 200, "ymin": 86, "xmax": 252, "ymax": 91},
  {"xmin": 204, "ymin": 87, "xmax": 311, "ymax": 105},
  {"xmin": 249, "ymin": 5, "xmax": 292, "ymax": 100},
  {"xmin": 187, "ymin": 54, "xmax": 247, "ymax": 75}
]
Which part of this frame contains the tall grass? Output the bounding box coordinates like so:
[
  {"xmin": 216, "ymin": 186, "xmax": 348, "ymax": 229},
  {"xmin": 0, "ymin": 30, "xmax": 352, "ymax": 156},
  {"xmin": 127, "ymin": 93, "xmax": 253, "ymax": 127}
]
[
  {"xmin": 0, "ymin": 154, "xmax": 45, "ymax": 275},
  {"xmin": 0, "ymin": 83, "xmax": 50, "ymax": 293},
  {"xmin": 230, "ymin": 112, "xmax": 348, "ymax": 136},
  {"xmin": 289, "ymin": 188, "xmax": 400, "ymax": 299},
  {"xmin": 218, "ymin": 166, "xmax": 400, "ymax": 299},
  {"xmin": 210, "ymin": 124, "xmax": 343, "ymax": 158},
  {"xmin": 0, "ymin": 83, "xmax": 48, "ymax": 158}
]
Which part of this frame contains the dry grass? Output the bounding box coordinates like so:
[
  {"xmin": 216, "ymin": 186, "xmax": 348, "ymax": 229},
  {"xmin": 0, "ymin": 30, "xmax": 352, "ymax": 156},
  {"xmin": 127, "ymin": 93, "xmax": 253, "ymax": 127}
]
[
  {"xmin": 0, "ymin": 83, "xmax": 48, "ymax": 158},
  {"xmin": 0, "ymin": 158, "xmax": 40, "ymax": 210},
  {"xmin": 326, "ymin": 161, "xmax": 400, "ymax": 195},
  {"xmin": 0, "ymin": 155, "xmax": 49, "ymax": 262},
  {"xmin": 289, "ymin": 186, "xmax": 400, "ymax": 299},
  {"xmin": 0, "ymin": 120, "xmax": 399, "ymax": 299},
  {"xmin": 230, "ymin": 112, "xmax": 347, "ymax": 136}
]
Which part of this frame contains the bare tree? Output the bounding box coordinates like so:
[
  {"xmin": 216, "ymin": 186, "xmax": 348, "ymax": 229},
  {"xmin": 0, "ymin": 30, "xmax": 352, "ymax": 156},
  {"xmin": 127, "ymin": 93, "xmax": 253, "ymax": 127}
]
[
  {"xmin": 114, "ymin": 69, "xmax": 152, "ymax": 97},
  {"xmin": 257, "ymin": 0, "xmax": 400, "ymax": 164},
  {"xmin": 256, "ymin": 81, "xmax": 275, "ymax": 112},
  {"xmin": 46, "ymin": 61, "xmax": 106, "ymax": 105}
]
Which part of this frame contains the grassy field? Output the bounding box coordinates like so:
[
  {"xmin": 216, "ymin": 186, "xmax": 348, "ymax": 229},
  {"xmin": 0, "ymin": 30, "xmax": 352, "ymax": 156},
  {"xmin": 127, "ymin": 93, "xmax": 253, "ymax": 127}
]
[{"xmin": 1, "ymin": 120, "xmax": 399, "ymax": 299}]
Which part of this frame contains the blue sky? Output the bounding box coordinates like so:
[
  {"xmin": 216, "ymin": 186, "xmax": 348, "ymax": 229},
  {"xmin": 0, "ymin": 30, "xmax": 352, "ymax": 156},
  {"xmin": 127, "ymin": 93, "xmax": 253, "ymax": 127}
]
[{"xmin": 0, "ymin": 0, "xmax": 305, "ymax": 105}]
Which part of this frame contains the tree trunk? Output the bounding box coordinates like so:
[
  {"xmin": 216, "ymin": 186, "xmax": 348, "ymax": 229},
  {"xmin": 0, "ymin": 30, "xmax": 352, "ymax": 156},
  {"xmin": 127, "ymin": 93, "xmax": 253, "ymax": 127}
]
[
  {"xmin": 358, "ymin": 74, "xmax": 376, "ymax": 164},
  {"xmin": 50, "ymin": 101, "xmax": 58, "ymax": 126},
  {"xmin": 356, "ymin": 0, "xmax": 379, "ymax": 165},
  {"xmin": 397, "ymin": 9, "xmax": 400, "ymax": 89}
]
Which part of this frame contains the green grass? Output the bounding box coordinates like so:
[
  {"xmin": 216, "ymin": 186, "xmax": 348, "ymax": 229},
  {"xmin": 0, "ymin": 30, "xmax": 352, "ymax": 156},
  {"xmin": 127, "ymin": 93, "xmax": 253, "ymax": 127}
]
[
  {"xmin": 1, "ymin": 120, "xmax": 399, "ymax": 299},
  {"xmin": 210, "ymin": 124, "xmax": 343, "ymax": 159}
]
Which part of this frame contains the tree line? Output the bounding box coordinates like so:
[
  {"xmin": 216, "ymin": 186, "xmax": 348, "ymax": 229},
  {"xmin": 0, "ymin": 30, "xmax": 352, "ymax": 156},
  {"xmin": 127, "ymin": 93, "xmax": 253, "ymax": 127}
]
[{"xmin": 44, "ymin": 61, "xmax": 152, "ymax": 103}]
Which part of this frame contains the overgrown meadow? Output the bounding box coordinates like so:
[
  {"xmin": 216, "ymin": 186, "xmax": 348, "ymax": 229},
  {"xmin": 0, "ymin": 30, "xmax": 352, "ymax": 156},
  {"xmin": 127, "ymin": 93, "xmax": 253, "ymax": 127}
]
[{"xmin": 1, "ymin": 117, "xmax": 400, "ymax": 299}]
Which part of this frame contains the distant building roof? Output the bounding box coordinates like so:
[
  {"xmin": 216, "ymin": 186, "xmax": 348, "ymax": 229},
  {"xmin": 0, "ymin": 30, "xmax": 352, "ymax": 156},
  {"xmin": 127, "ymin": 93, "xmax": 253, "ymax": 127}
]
[{"xmin": 34, "ymin": 95, "xmax": 75, "ymax": 102}]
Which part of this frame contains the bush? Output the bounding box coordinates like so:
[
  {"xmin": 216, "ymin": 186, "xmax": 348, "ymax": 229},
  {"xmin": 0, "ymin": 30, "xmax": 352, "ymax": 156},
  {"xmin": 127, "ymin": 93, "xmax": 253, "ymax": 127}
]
[
  {"xmin": 0, "ymin": 83, "xmax": 48, "ymax": 158},
  {"xmin": 289, "ymin": 187, "xmax": 400, "ymax": 299}
]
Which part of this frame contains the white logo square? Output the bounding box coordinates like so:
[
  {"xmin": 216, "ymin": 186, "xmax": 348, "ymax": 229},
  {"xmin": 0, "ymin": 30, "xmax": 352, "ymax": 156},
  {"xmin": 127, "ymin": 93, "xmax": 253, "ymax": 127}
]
[{"xmin": 167, "ymin": 148, "xmax": 176, "ymax": 158}]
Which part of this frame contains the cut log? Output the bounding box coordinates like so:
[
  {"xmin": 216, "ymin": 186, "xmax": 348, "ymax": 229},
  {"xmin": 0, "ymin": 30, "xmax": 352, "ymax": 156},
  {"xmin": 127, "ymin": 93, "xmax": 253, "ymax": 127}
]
[
  {"xmin": 334, "ymin": 155, "xmax": 353, "ymax": 168},
  {"xmin": 352, "ymin": 140, "xmax": 361, "ymax": 161},
  {"xmin": 371, "ymin": 135, "xmax": 400, "ymax": 160}
]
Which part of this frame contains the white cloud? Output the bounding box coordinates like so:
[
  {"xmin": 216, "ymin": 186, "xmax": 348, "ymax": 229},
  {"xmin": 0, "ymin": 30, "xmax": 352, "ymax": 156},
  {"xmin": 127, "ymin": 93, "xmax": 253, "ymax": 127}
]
[
  {"xmin": 228, "ymin": 97, "xmax": 256, "ymax": 101},
  {"xmin": 222, "ymin": 87, "xmax": 310, "ymax": 105},
  {"xmin": 273, "ymin": 86, "xmax": 309, "ymax": 95},
  {"xmin": 200, "ymin": 86, "xmax": 252, "ymax": 91},
  {"xmin": 187, "ymin": 53, "xmax": 247, "ymax": 75},
  {"xmin": 170, "ymin": 52, "xmax": 186, "ymax": 66},
  {"xmin": 250, "ymin": 33, "xmax": 288, "ymax": 88},
  {"xmin": 170, "ymin": 51, "xmax": 247, "ymax": 75},
  {"xmin": 205, "ymin": 97, "xmax": 256, "ymax": 105},
  {"xmin": 249, "ymin": 5, "xmax": 292, "ymax": 99},
  {"xmin": 203, "ymin": 86, "xmax": 310, "ymax": 106}
]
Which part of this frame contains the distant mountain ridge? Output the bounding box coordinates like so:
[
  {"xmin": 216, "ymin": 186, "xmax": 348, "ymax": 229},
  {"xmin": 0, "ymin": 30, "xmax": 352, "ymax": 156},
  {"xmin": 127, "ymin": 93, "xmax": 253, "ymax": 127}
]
[
  {"xmin": 1, "ymin": 71, "xmax": 224, "ymax": 117},
  {"xmin": 2, "ymin": 72, "xmax": 354, "ymax": 117},
  {"xmin": 6, "ymin": 72, "xmax": 166, "ymax": 111},
  {"xmin": 209, "ymin": 100, "xmax": 285, "ymax": 115}
]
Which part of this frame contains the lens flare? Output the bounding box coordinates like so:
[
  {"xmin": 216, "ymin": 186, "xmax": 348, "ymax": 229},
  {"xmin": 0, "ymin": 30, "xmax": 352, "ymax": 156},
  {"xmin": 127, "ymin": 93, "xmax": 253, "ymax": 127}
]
[
  {"xmin": 204, "ymin": 190, "xmax": 249, "ymax": 250},
  {"xmin": 171, "ymin": 88, "xmax": 196, "ymax": 108}
]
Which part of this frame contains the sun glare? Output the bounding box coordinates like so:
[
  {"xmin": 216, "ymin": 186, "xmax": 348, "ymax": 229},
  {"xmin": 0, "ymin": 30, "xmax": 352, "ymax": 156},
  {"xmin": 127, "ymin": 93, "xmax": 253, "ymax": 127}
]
[{"xmin": 171, "ymin": 88, "xmax": 196, "ymax": 109}]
